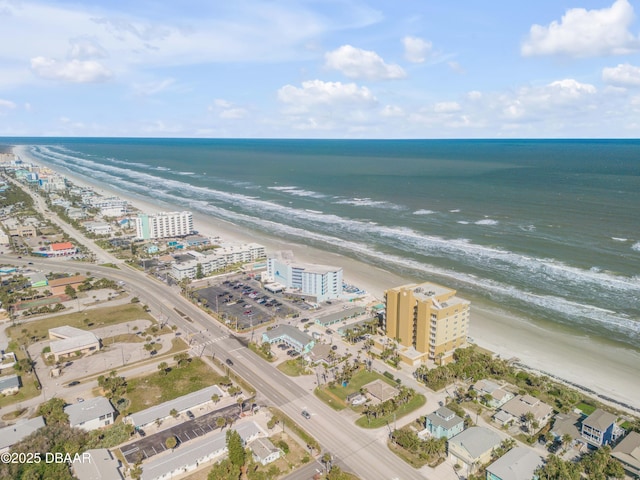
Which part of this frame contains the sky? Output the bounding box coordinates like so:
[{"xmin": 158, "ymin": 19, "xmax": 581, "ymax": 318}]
[{"xmin": 1, "ymin": 0, "xmax": 640, "ymax": 138}]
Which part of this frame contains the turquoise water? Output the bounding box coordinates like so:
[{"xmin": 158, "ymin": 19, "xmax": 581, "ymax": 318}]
[{"xmin": 7, "ymin": 138, "xmax": 640, "ymax": 347}]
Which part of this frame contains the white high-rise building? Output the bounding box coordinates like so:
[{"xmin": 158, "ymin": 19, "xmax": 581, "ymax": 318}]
[
  {"xmin": 135, "ymin": 211, "xmax": 194, "ymax": 240},
  {"xmin": 266, "ymin": 251, "xmax": 342, "ymax": 302}
]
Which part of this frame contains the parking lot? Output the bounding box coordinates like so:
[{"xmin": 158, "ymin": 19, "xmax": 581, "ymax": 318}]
[
  {"xmin": 120, "ymin": 404, "xmax": 240, "ymax": 464},
  {"xmin": 193, "ymin": 276, "xmax": 298, "ymax": 330}
]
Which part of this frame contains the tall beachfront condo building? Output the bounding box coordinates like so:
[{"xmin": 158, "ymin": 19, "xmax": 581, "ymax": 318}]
[
  {"xmin": 384, "ymin": 282, "xmax": 470, "ymax": 363},
  {"xmin": 135, "ymin": 211, "xmax": 194, "ymax": 240},
  {"xmin": 266, "ymin": 251, "xmax": 343, "ymax": 303}
]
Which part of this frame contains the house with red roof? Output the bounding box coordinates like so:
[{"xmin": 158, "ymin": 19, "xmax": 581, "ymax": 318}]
[{"xmin": 46, "ymin": 241, "xmax": 77, "ymax": 257}]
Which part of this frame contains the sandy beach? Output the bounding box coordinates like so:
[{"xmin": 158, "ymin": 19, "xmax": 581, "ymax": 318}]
[{"xmin": 15, "ymin": 145, "xmax": 640, "ymax": 412}]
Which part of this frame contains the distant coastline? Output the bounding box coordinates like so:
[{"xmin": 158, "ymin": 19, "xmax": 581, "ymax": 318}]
[{"xmin": 11, "ymin": 142, "xmax": 640, "ymax": 412}]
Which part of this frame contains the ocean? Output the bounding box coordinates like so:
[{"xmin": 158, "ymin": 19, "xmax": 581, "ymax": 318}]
[{"xmin": 8, "ymin": 138, "xmax": 640, "ymax": 349}]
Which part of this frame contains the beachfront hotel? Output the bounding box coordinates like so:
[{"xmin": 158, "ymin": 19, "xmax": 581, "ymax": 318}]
[
  {"xmin": 384, "ymin": 282, "xmax": 469, "ymax": 364},
  {"xmin": 265, "ymin": 250, "xmax": 343, "ymax": 303},
  {"xmin": 135, "ymin": 211, "xmax": 194, "ymax": 240}
]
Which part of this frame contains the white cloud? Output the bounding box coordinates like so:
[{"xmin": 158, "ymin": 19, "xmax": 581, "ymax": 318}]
[
  {"xmin": 447, "ymin": 61, "xmax": 465, "ymax": 74},
  {"xmin": 30, "ymin": 57, "xmax": 112, "ymax": 83},
  {"xmin": 381, "ymin": 105, "xmax": 404, "ymax": 117},
  {"xmin": 209, "ymin": 98, "xmax": 248, "ymax": 119},
  {"xmin": 325, "ymin": 45, "xmax": 406, "ymax": 80},
  {"xmin": 278, "ymin": 80, "xmax": 377, "ymax": 112},
  {"xmin": 68, "ymin": 36, "xmax": 109, "ymax": 60},
  {"xmin": 402, "ymin": 36, "xmax": 432, "ymax": 63},
  {"xmin": 133, "ymin": 78, "xmax": 176, "ymax": 96},
  {"xmin": 434, "ymin": 101, "xmax": 461, "ymax": 113},
  {"xmin": 521, "ymin": 0, "xmax": 640, "ymax": 57},
  {"xmin": 0, "ymin": 99, "xmax": 17, "ymax": 110},
  {"xmin": 603, "ymin": 63, "xmax": 640, "ymax": 86}
]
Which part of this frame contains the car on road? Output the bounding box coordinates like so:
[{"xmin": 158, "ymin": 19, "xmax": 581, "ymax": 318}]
[
  {"xmin": 137, "ymin": 429, "xmax": 146, "ymax": 437},
  {"xmin": 28, "ymin": 262, "xmax": 33, "ymax": 265},
  {"xmin": 186, "ymin": 410, "xmax": 195, "ymax": 420},
  {"xmin": 301, "ymin": 410, "xmax": 311, "ymax": 419},
  {"xmin": 331, "ymin": 345, "xmax": 338, "ymax": 350},
  {"xmin": 325, "ymin": 329, "xmax": 333, "ymax": 334},
  {"xmin": 67, "ymin": 381, "xmax": 80, "ymax": 387},
  {"xmin": 226, "ymin": 358, "xmax": 234, "ymax": 366}
]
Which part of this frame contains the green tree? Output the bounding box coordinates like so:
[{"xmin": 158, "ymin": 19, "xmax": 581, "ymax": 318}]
[
  {"xmin": 226, "ymin": 429, "xmax": 246, "ymax": 468},
  {"xmin": 207, "ymin": 458, "xmax": 241, "ymax": 480},
  {"xmin": 37, "ymin": 397, "xmax": 68, "ymax": 425},
  {"xmin": 165, "ymin": 435, "xmax": 178, "ymax": 450},
  {"xmin": 64, "ymin": 284, "xmax": 78, "ymax": 299},
  {"xmin": 158, "ymin": 362, "xmax": 169, "ymax": 375}
]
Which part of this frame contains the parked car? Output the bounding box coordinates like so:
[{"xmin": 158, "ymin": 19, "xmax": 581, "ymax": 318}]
[
  {"xmin": 186, "ymin": 410, "xmax": 195, "ymax": 420},
  {"xmin": 67, "ymin": 381, "xmax": 80, "ymax": 387}
]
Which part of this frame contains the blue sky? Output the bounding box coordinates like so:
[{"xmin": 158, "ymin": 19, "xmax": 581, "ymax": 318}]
[{"xmin": 1, "ymin": 0, "xmax": 640, "ymax": 138}]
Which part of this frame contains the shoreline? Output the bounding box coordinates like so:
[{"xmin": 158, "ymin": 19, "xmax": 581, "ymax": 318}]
[{"xmin": 14, "ymin": 145, "xmax": 640, "ymax": 412}]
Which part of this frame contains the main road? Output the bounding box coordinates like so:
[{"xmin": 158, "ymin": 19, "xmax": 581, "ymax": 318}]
[{"xmin": 3, "ymin": 255, "xmax": 426, "ymax": 480}]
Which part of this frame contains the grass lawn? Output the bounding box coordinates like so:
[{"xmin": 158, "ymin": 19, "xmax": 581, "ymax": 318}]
[
  {"xmin": 7, "ymin": 304, "xmax": 155, "ymax": 344},
  {"xmin": 355, "ymin": 394, "xmax": 427, "ymax": 429},
  {"xmin": 388, "ymin": 440, "xmax": 429, "ymax": 468},
  {"xmin": 576, "ymin": 402, "xmax": 597, "ymax": 415},
  {"xmin": 315, "ymin": 369, "xmax": 397, "ymax": 411},
  {"xmin": 124, "ymin": 357, "xmax": 224, "ymax": 414},
  {"xmin": 277, "ymin": 359, "xmax": 312, "ymax": 376}
]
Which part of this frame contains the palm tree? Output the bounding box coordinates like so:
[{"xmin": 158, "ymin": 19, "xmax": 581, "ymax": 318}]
[{"xmin": 211, "ymin": 393, "xmax": 220, "ymax": 405}]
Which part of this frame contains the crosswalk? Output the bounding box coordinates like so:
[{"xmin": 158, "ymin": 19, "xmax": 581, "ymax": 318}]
[{"xmin": 189, "ymin": 334, "xmax": 229, "ymax": 352}]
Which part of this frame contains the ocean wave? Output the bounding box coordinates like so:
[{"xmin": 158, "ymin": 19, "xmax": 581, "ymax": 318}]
[
  {"xmin": 268, "ymin": 185, "xmax": 326, "ymax": 198},
  {"xmin": 632, "ymin": 242, "xmax": 640, "ymax": 252},
  {"xmin": 334, "ymin": 197, "xmax": 404, "ymax": 210},
  {"xmin": 520, "ymin": 224, "xmax": 536, "ymax": 232},
  {"xmin": 176, "ymin": 171, "xmax": 195, "ymax": 176},
  {"xmin": 457, "ymin": 221, "xmax": 470, "ymax": 224},
  {"xmin": 413, "ymin": 209, "xmax": 436, "ymax": 215},
  {"xmin": 450, "ymin": 209, "xmax": 461, "ymax": 213},
  {"xmin": 611, "ymin": 237, "xmax": 627, "ymax": 242},
  {"xmin": 475, "ymin": 219, "xmax": 499, "ymax": 225}
]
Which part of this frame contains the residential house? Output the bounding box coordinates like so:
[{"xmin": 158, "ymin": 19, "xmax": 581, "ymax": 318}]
[
  {"xmin": 448, "ymin": 426, "xmax": 503, "ymax": 475},
  {"xmin": 71, "ymin": 448, "xmax": 124, "ymax": 480},
  {"xmin": 485, "ymin": 447, "xmax": 544, "ymax": 480},
  {"xmin": 494, "ymin": 395, "xmax": 553, "ymax": 430},
  {"xmin": 64, "ymin": 396, "xmax": 115, "ymax": 431},
  {"xmin": 611, "ymin": 431, "xmax": 640, "ymax": 478},
  {"xmin": 0, "ymin": 374, "xmax": 21, "ymax": 395},
  {"xmin": 424, "ymin": 406, "xmax": 464, "ymax": 439},
  {"xmin": 249, "ymin": 437, "xmax": 283, "ymax": 465},
  {"xmin": 0, "ymin": 416, "xmax": 45, "ymax": 454},
  {"xmin": 550, "ymin": 411, "xmax": 583, "ymax": 443},
  {"xmin": 473, "ymin": 379, "xmax": 514, "ymax": 408},
  {"xmin": 581, "ymin": 408, "xmax": 617, "ymax": 447}
]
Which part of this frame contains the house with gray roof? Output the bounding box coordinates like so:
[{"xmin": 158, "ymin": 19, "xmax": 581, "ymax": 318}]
[
  {"xmin": 64, "ymin": 396, "xmax": 115, "ymax": 431},
  {"xmin": 581, "ymin": 408, "xmax": 617, "ymax": 447},
  {"xmin": 612, "ymin": 431, "xmax": 640, "ymax": 478},
  {"xmin": 249, "ymin": 437, "xmax": 283, "ymax": 465},
  {"xmin": 495, "ymin": 395, "xmax": 553, "ymax": 430},
  {"xmin": 448, "ymin": 426, "xmax": 503, "ymax": 476},
  {"xmin": 424, "ymin": 406, "xmax": 464, "ymax": 439},
  {"xmin": 485, "ymin": 447, "xmax": 543, "ymax": 480},
  {"xmin": 262, "ymin": 325, "xmax": 314, "ymax": 354},
  {"xmin": 473, "ymin": 379, "xmax": 514, "ymax": 409},
  {"xmin": 126, "ymin": 385, "xmax": 224, "ymax": 428},
  {"xmin": 140, "ymin": 421, "xmax": 262, "ymax": 480},
  {"xmin": 0, "ymin": 416, "xmax": 45, "ymax": 453},
  {"xmin": 72, "ymin": 448, "xmax": 123, "ymax": 480},
  {"xmin": 0, "ymin": 374, "xmax": 21, "ymax": 395}
]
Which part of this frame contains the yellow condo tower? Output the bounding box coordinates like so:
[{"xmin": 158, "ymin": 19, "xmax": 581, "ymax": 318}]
[{"xmin": 384, "ymin": 282, "xmax": 470, "ymax": 363}]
